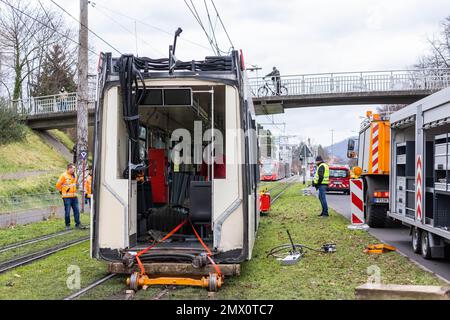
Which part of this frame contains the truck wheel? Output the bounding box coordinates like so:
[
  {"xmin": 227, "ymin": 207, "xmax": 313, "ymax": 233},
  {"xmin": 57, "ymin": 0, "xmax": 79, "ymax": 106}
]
[
  {"xmin": 365, "ymin": 195, "xmax": 386, "ymax": 228},
  {"xmin": 421, "ymin": 231, "xmax": 432, "ymax": 259},
  {"xmin": 411, "ymin": 227, "xmax": 421, "ymax": 254}
]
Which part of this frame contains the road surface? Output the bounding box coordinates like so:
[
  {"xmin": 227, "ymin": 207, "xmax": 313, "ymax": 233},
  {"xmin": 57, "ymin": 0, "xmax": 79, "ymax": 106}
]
[{"xmin": 326, "ymin": 191, "xmax": 450, "ymax": 283}]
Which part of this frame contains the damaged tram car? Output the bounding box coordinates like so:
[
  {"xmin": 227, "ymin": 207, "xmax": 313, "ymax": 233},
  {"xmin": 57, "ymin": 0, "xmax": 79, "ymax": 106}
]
[{"xmin": 91, "ymin": 51, "xmax": 260, "ymax": 291}]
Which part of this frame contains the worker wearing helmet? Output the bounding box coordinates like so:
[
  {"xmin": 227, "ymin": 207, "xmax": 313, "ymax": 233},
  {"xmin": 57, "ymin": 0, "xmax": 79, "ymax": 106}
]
[
  {"xmin": 313, "ymin": 156, "xmax": 330, "ymax": 217},
  {"xmin": 56, "ymin": 163, "xmax": 81, "ymax": 230}
]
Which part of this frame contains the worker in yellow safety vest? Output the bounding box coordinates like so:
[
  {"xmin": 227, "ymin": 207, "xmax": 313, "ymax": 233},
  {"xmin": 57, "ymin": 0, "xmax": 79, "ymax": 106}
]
[
  {"xmin": 56, "ymin": 163, "xmax": 81, "ymax": 230},
  {"xmin": 84, "ymin": 168, "xmax": 92, "ymax": 207},
  {"xmin": 313, "ymin": 156, "xmax": 330, "ymax": 217}
]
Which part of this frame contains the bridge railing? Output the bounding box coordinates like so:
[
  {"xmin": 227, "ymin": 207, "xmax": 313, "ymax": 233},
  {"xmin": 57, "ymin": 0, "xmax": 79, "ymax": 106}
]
[
  {"xmin": 249, "ymin": 69, "xmax": 450, "ymax": 97},
  {"xmin": 11, "ymin": 92, "xmax": 95, "ymax": 116}
]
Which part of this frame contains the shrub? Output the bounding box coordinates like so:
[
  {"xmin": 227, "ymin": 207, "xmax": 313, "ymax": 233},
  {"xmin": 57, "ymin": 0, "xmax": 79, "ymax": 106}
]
[{"xmin": 0, "ymin": 99, "xmax": 26, "ymax": 144}]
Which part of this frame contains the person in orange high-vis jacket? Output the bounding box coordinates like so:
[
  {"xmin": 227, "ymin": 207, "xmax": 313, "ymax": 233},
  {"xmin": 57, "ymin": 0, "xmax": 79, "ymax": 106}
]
[
  {"xmin": 56, "ymin": 163, "xmax": 81, "ymax": 230},
  {"xmin": 84, "ymin": 168, "xmax": 92, "ymax": 207}
]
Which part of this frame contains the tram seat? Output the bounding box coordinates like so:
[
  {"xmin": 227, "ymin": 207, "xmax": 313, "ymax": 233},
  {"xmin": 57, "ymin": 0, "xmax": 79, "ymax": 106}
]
[
  {"xmin": 189, "ymin": 181, "xmax": 212, "ymax": 223},
  {"xmin": 137, "ymin": 181, "xmax": 152, "ymax": 238}
]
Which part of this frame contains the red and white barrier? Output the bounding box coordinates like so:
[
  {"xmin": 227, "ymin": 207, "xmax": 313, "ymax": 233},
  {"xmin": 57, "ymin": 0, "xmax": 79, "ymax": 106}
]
[
  {"xmin": 348, "ymin": 178, "xmax": 369, "ymax": 230},
  {"xmin": 416, "ymin": 156, "xmax": 423, "ymax": 222},
  {"xmin": 371, "ymin": 123, "xmax": 380, "ymax": 174}
]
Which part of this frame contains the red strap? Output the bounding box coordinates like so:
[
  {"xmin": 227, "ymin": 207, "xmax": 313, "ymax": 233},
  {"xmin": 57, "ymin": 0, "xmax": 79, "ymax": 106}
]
[
  {"xmin": 133, "ymin": 217, "xmax": 222, "ymax": 278},
  {"xmin": 135, "ymin": 218, "xmax": 188, "ymax": 274},
  {"xmin": 189, "ymin": 220, "xmax": 212, "ymax": 255},
  {"xmin": 189, "ymin": 220, "xmax": 222, "ymax": 278}
]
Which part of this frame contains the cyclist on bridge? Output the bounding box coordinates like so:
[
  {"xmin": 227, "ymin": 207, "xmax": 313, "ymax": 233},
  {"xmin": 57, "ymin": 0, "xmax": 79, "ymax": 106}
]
[{"xmin": 265, "ymin": 66, "xmax": 281, "ymax": 95}]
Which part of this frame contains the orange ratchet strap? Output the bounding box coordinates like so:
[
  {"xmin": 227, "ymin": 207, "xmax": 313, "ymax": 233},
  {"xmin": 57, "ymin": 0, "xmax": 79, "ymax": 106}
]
[
  {"xmin": 189, "ymin": 220, "xmax": 222, "ymax": 278},
  {"xmin": 134, "ymin": 218, "xmax": 222, "ymax": 278},
  {"xmin": 135, "ymin": 218, "xmax": 188, "ymax": 274}
]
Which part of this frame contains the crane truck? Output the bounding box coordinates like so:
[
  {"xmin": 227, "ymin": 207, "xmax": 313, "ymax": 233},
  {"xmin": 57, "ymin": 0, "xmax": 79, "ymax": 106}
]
[{"xmin": 347, "ymin": 111, "xmax": 393, "ymax": 227}]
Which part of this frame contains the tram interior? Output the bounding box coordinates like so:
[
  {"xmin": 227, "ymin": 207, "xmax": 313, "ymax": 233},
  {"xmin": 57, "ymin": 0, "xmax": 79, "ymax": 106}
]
[{"xmin": 127, "ymin": 85, "xmax": 227, "ymax": 250}]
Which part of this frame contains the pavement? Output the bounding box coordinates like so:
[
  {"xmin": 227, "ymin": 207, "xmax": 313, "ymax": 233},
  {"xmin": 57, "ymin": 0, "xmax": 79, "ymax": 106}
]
[
  {"xmin": 0, "ymin": 204, "xmax": 91, "ymax": 228},
  {"xmin": 323, "ymin": 190, "xmax": 450, "ymax": 283}
]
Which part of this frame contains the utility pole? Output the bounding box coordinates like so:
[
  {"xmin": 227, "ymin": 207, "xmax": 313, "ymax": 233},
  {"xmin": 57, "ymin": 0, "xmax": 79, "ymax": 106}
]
[{"xmin": 77, "ymin": 0, "xmax": 89, "ymax": 213}]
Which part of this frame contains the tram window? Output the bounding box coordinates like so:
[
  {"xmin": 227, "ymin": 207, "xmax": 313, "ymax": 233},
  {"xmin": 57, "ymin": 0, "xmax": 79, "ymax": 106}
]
[
  {"xmin": 141, "ymin": 89, "xmax": 163, "ymax": 105},
  {"xmin": 164, "ymin": 89, "xmax": 192, "ymax": 106}
]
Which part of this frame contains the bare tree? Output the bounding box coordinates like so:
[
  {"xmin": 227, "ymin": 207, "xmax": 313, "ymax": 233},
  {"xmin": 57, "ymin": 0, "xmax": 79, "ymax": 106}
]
[
  {"xmin": 0, "ymin": 0, "xmax": 75, "ymax": 100},
  {"xmin": 415, "ymin": 15, "xmax": 450, "ymax": 70},
  {"xmin": 376, "ymin": 104, "xmax": 407, "ymax": 115}
]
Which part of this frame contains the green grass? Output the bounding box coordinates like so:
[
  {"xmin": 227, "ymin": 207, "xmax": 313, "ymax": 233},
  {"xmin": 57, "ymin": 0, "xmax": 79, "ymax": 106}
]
[
  {"xmin": 0, "ymin": 213, "xmax": 90, "ymax": 248},
  {"xmin": 0, "ymin": 241, "xmax": 107, "ymax": 300},
  {"xmin": 0, "ymin": 128, "xmax": 67, "ymax": 174},
  {"xmin": 0, "ymin": 191, "xmax": 61, "ymax": 213},
  {"xmin": 0, "ymin": 228, "xmax": 89, "ymax": 262},
  {"xmin": 0, "ymin": 173, "xmax": 60, "ymax": 198},
  {"xmin": 47, "ymin": 129, "xmax": 93, "ymax": 166},
  {"xmin": 0, "ymin": 128, "xmax": 68, "ymax": 202},
  {"xmin": 0, "ymin": 184, "xmax": 445, "ymax": 300},
  {"xmin": 47, "ymin": 129, "xmax": 75, "ymax": 151},
  {"xmin": 79, "ymin": 184, "xmax": 446, "ymax": 300},
  {"xmin": 0, "ymin": 214, "xmax": 101, "ymax": 300}
]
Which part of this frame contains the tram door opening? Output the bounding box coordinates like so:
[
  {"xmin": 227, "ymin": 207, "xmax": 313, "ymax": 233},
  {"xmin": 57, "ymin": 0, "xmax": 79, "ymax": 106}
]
[{"xmin": 128, "ymin": 85, "xmax": 227, "ymax": 250}]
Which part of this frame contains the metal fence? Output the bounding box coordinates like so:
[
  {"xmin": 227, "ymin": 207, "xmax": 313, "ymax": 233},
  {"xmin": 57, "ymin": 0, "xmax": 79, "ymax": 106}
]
[
  {"xmin": 249, "ymin": 69, "xmax": 450, "ymax": 97},
  {"xmin": 10, "ymin": 92, "xmax": 96, "ymax": 116},
  {"xmin": 0, "ymin": 192, "xmax": 62, "ymax": 214}
]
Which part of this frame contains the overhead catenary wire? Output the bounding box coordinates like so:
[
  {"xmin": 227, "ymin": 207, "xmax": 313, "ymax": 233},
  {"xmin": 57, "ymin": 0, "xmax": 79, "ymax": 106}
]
[
  {"xmin": 203, "ymin": 0, "xmax": 220, "ymax": 54},
  {"xmin": 184, "ymin": 0, "xmax": 219, "ymax": 55},
  {"xmin": 48, "ymin": 0, "xmax": 122, "ymax": 55},
  {"xmin": 0, "ymin": 0, "xmax": 99, "ymax": 57},
  {"xmin": 88, "ymin": 2, "xmax": 164, "ymax": 56},
  {"xmin": 210, "ymin": 0, "xmax": 234, "ymax": 51},
  {"xmin": 88, "ymin": 1, "xmax": 213, "ymax": 53}
]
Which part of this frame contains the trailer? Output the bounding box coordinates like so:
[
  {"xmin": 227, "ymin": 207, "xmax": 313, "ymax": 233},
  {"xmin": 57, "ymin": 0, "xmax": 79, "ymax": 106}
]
[{"xmin": 389, "ymin": 87, "xmax": 450, "ymax": 259}]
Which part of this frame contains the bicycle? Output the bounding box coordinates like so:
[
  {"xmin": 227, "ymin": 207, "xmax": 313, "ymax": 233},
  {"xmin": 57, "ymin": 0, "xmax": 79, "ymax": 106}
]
[{"xmin": 257, "ymin": 77, "xmax": 288, "ymax": 96}]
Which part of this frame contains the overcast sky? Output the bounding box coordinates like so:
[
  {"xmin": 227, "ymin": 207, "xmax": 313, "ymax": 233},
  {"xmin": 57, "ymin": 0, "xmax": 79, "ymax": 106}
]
[{"xmin": 58, "ymin": 0, "xmax": 449, "ymax": 146}]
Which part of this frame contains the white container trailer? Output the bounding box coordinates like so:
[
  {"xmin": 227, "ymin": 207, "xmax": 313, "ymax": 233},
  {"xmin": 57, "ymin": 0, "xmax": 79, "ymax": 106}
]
[{"xmin": 389, "ymin": 87, "xmax": 450, "ymax": 259}]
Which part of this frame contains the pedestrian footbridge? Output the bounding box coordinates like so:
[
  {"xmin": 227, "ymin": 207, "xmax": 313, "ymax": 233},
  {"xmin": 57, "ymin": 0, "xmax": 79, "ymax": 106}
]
[
  {"xmin": 249, "ymin": 69, "xmax": 450, "ymax": 115},
  {"xmin": 11, "ymin": 92, "xmax": 95, "ymax": 130},
  {"xmin": 9, "ymin": 68, "xmax": 450, "ymax": 129}
]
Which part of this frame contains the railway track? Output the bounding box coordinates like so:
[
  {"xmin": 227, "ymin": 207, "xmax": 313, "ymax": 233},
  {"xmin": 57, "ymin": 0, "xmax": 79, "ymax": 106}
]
[
  {"xmin": 0, "ymin": 230, "xmax": 73, "ymax": 254},
  {"xmin": 0, "ymin": 236, "xmax": 89, "ymax": 274},
  {"xmin": 64, "ymin": 273, "xmax": 117, "ymax": 300},
  {"xmin": 64, "ymin": 273, "xmax": 175, "ymax": 300},
  {"xmin": 63, "ymin": 178, "xmax": 298, "ymax": 301},
  {"xmin": 262, "ymin": 175, "xmax": 299, "ymax": 205}
]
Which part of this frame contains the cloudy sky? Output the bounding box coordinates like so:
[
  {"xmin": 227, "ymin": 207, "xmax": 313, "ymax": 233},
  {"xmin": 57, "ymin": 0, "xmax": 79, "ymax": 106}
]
[{"xmin": 58, "ymin": 0, "xmax": 449, "ymax": 146}]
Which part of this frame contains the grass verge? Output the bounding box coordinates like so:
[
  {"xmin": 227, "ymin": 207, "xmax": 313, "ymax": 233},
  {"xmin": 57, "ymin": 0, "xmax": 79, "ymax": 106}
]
[
  {"xmin": 0, "ymin": 241, "xmax": 106, "ymax": 300},
  {"xmin": 78, "ymin": 183, "xmax": 446, "ymax": 300},
  {"xmin": 0, "ymin": 214, "xmax": 90, "ymax": 248},
  {"xmin": 47, "ymin": 129, "xmax": 75, "ymax": 151},
  {"xmin": 0, "ymin": 228, "xmax": 89, "ymax": 262},
  {"xmin": 0, "ymin": 128, "xmax": 66, "ymax": 174},
  {"xmin": 0, "ymin": 184, "xmax": 445, "ymax": 300}
]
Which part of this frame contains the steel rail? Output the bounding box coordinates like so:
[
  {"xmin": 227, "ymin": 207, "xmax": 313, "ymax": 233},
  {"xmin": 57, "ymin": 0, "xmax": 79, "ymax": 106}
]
[
  {"xmin": 268, "ymin": 176, "xmax": 299, "ymax": 205},
  {"xmin": 0, "ymin": 237, "xmax": 89, "ymax": 274},
  {"xmin": 0, "ymin": 230, "xmax": 73, "ymax": 254},
  {"xmin": 64, "ymin": 273, "xmax": 117, "ymax": 300}
]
